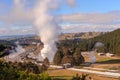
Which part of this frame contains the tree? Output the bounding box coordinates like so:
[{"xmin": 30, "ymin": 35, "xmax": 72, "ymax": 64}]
[
  {"xmin": 43, "ymin": 57, "xmax": 50, "ymax": 67},
  {"xmin": 61, "ymin": 55, "xmax": 75, "ymax": 66},
  {"xmin": 53, "ymin": 50, "xmax": 63, "ymax": 65},
  {"xmin": 73, "ymin": 48, "xmax": 85, "ymax": 66},
  {"xmin": 40, "ymin": 72, "xmax": 52, "ymax": 80},
  {"xmin": 0, "ymin": 60, "xmax": 53, "ymax": 80},
  {"xmin": 40, "ymin": 64, "xmax": 48, "ymax": 72},
  {"xmin": 72, "ymin": 73, "xmax": 88, "ymax": 80}
]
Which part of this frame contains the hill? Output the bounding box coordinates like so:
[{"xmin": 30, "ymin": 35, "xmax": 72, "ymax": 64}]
[
  {"xmin": 76, "ymin": 29, "xmax": 120, "ymax": 55},
  {"xmin": 58, "ymin": 29, "xmax": 120, "ymax": 55},
  {"xmin": 92, "ymin": 29, "xmax": 120, "ymax": 55},
  {"xmin": 59, "ymin": 32, "xmax": 103, "ymax": 40}
]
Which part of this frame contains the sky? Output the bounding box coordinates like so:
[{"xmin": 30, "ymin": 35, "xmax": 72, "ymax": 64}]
[{"xmin": 0, "ymin": 0, "xmax": 120, "ymax": 36}]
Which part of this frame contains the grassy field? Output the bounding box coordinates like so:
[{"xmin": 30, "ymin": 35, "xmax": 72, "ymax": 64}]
[
  {"xmin": 47, "ymin": 69, "xmax": 119, "ymax": 80},
  {"xmin": 82, "ymin": 53, "xmax": 120, "ymax": 70},
  {"xmin": 47, "ymin": 54, "xmax": 120, "ymax": 80},
  {"xmin": 97, "ymin": 57, "xmax": 114, "ymax": 62}
]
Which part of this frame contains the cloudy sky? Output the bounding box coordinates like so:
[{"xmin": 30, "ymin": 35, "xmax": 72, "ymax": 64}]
[{"xmin": 0, "ymin": 0, "xmax": 120, "ymax": 36}]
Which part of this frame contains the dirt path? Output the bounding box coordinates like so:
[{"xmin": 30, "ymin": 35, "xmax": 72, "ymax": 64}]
[
  {"xmin": 68, "ymin": 68, "xmax": 120, "ymax": 78},
  {"xmin": 49, "ymin": 65, "xmax": 120, "ymax": 78}
]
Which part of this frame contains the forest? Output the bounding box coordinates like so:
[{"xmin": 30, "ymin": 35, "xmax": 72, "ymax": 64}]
[{"xmin": 53, "ymin": 29, "xmax": 120, "ymax": 65}]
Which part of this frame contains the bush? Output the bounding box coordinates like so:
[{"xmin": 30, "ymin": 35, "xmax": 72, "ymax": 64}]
[
  {"xmin": 0, "ymin": 60, "xmax": 52, "ymax": 80},
  {"xmin": 40, "ymin": 72, "xmax": 52, "ymax": 80},
  {"xmin": 72, "ymin": 73, "xmax": 88, "ymax": 80}
]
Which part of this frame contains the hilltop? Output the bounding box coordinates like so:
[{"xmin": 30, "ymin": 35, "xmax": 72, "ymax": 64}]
[
  {"xmin": 59, "ymin": 32, "xmax": 104, "ymax": 40},
  {"xmin": 75, "ymin": 29, "xmax": 120, "ymax": 55}
]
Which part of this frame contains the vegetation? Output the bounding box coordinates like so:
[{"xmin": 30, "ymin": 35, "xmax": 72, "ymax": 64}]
[
  {"xmin": 72, "ymin": 73, "xmax": 88, "ymax": 80},
  {"xmin": 92, "ymin": 29, "xmax": 120, "ymax": 55},
  {"xmin": 54, "ymin": 40, "xmax": 85, "ymax": 66},
  {"xmin": 0, "ymin": 60, "xmax": 51, "ymax": 80},
  {"xmin": 0, "ymin": 29, "xmax": 120, "ymax": 80},
  {"xmin": 57, "ymin": 29, "xmax": 120, "ymax": 56},
  {"xmin": 53, "ymin": 29, "xmax": 120, "ymax": 66},
  {"xmin": 61, "ymin": 55, "xmax": 75, "ymax": 65},
  {"xmin": 0, "ymin": 44, "xmax": 9, "ymax": 57},
  {"xmin": 0, "ymin": 43, "xmax": 15, "ymax": 57},
  {"xmin": 73, "ymin": 49, "xmax": 85, "ymax": 66},
  {"xmin": 53, "ymin": 50, "xmax": 63, "ymax": 65},
  {"xmin": 43, "ymin": 57, "xmax": 50, "ymax": 67},
  {"xmin": 97, "ymin": 57, "xmax": 113, "ymax": 62},
  {"xmin": 0, "ymin": 60, "xmax": 89, "ymax": 80},
  {"xmin": 84, "ymin": 29, "xmax": 120, "ymax": 55}
]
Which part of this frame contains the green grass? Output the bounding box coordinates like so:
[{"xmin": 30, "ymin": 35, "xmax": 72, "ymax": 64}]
[
  {"xmin": 97, "ymin": 57, "xmax": 113, "ymax": 62},
  {"xmin": 51, "ymin": 76, "xmax": 72, "ymax": 80}
]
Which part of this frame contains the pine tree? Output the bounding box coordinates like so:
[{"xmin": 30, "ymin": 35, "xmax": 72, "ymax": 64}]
[
  {"xmin": 61, "ymin": 55, "xmax": 75, "ymax": 66},
  {"xmin": 53, "ymin": 50, "xmax": 63, "ymax": 65},
  {"xmin": 43, "ymin": 57, "xmax": 50, "ymax": 67},
  {"xmin": 73, "ymin": 48, "xmax": 85, "ymax": 66}
]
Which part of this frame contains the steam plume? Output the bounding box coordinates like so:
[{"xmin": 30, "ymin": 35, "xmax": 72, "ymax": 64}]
[
  {"xmin": 95, "ymin": 42, "xmax": 104, "ymax": 47},
  {"xmin": 89, "ymin": 51, "xmax": 96, "ymax": 64},
  {"xmin": 89, "ymin": 42, "xmax": 104, "ymax": 64},
  {"xmin": 4, "ymin": 41, "xmax": 25, "ymax": 62},
  {"xmin": 34, "ymin": 0, "xmax": 60, "ymax": 61},
  {"xmin": 34, "ymin": 0, "xmax": 76, "ymax": 62}
]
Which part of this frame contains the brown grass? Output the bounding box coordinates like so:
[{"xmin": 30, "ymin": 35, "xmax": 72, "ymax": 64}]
[
  {"xmin": 82, "ymin": 53, "xmax": 120, "ymax": 70},
  {"xmin": 47, "ymin": 69, "xmax": 119, "ymax": 80}
]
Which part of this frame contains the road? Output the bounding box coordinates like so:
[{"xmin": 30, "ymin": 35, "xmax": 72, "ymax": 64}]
[
  {"xmin": 68, "ymin": 68, "xmax": 120, "ymax": 78},
  {"xmin": 49, "ymin": 65, "xmax": 120, "ymax": 78}
]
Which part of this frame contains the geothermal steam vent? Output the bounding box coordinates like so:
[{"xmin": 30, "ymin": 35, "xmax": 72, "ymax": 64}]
[
  {"xmin": 34, "ymin": 0, "xmax": 76, "ymax": 62},
  {"xmin": 34, "ymin": 0, "xmax": 59, "ymax": 62}
]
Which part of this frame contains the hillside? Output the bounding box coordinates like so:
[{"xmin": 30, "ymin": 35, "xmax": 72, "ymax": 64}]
[
  {"xmin": 58, "ymin": 29, "xmax": 120, "ymax": 55},
  {"xmin": 75, "ymin": 29, "xmax": 120, "ymax": 55},
  {"xmin": 92, "ymin": 29, "xmax": 120, "ymax": 55},
  {"xmin": 59, "ymin": 32, "xmax": 103, "ymax": 40}
]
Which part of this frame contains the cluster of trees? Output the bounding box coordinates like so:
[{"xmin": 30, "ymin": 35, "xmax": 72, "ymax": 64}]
[
  {"xmin": 72, "ymin": 73, "xmax": 88, "ymax": 80},
  {"xmin": 0, "ymin": 44, "xmax": 10, "ymax": 57},
  {"xmin": 53, "ymin": 29, "xmax": 120, "ymax": 66},
  {"xmin": 57, "ymin": 29, "xmax": 120, "ymax": 57},
  {"xmin": 76, "ymin": 29, "xmax": 120, "ymax": 55},
  {"xmin": 0, "ymin": 61, "xmax": 46, "ymax": 74},
  {"xmin": 7, "ymin": 61, "xmax": 41, "ymax": 74},
  {"xmin": 54, "ymin": 41, "xmax": 85, "ymax": 66},
  {"xmin": 92, "ymin": 29, "xmax": 120, "ymax": 55},
  {"xmin": 0, "ymin": 60, "xmax": 51, "ymax": 80},
  {"xmin": 0, "ymin": 60, "xmax": 88, "ymax": 80}
]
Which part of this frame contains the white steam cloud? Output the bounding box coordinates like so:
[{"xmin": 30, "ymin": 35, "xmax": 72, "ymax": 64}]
[
  {"xmin": 89, "ymin": 42, "xmax": 104, "ymax": 64},
  {"xmin": 95, "ymin": 42, "xmax": 104, "ymax": 47},
  {"xmin": 90, "ymin": 51, "xmax": 96, "ymax": 64},
  {"xmin": 34, "ymin": 0, "xmax": 76, "ymax": 62},
  {"xmin": 4, "ymin": 41, "xmax": 25, "ymax": 62}
]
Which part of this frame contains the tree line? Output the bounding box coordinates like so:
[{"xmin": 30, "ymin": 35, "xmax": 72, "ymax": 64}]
[
  {"xmin": 53, "ymin": 29, "xmax": 120, "ymax": 65},
  {"xmin": 77, "ymin": 29, "xmax": 120, "ymax": 55}
]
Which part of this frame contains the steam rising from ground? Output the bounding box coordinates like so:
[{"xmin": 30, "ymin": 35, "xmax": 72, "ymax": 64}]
[
  {"xmin": 90, "ymin": 51, "xmax": 96, "ymax": 64},
  {"xmin": 95, "ymin": 42, "xmax": 104, "ymax": 47},
  {"xmin": 4, "ymin": 41, "xmax": 25, "ymax": 62},
  {"xmin": 34, "ymin": 0, "xmax": 76, "ymax": 61},
  {"xmin": 89, "ymin": 42, "xmax": 104, "ymax": 64}
]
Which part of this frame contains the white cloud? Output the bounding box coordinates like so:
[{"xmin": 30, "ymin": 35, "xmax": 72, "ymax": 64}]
[
  {"xmin": 0, "ymin": 0, "xmax": 120, "ymax": 35},
  {"xmin": 0, "ymin": 0, "xmax": 36, "ymax": 36},
  {"xmin": 61, "ymin": 23, "xmax": 120, "ymax": 33},
  {"xmin": 66, "ymin": 0, "xmax": 76, "ymax": 7},
  {"xmin": 0, "ymin": 0, "xmax": 34, "ymax": 25},
  {"xmin": 0, "ymin": 26, "xmax": 36, "ymax": 36},
  {"xmin": 60, "ymin": 12, "xmax": 120, "ymax": 24},
  {"xmin": 59, "ymin": 12, "xmax": 120, "ymax": 33}
]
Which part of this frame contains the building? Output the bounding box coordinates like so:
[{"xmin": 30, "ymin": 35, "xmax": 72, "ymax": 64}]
[
  {"xmin": 62, "ymin": 63, "xmax": 71, "ymax": 69},
  {"xmin": 97, "ymin": 53, "xmax": 105, "ymax": 56},
  {"xmin": 106, "ymin": 53, "xmax": 115, "ymax": 57}
]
